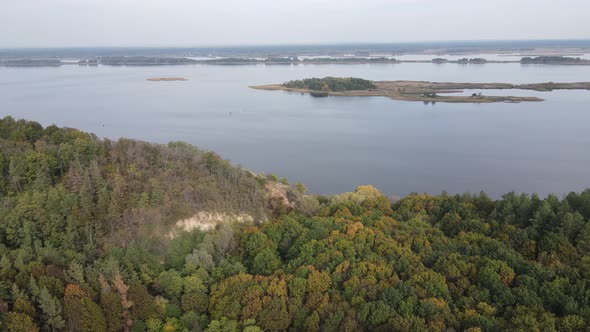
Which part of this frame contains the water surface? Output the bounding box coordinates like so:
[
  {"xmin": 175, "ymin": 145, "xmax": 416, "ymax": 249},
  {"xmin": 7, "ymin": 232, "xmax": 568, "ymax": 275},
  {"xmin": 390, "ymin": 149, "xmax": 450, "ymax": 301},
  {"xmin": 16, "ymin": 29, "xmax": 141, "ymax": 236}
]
[{"xmin": 1, "ymin": 62, "xmax": 590, "ymax": 197}]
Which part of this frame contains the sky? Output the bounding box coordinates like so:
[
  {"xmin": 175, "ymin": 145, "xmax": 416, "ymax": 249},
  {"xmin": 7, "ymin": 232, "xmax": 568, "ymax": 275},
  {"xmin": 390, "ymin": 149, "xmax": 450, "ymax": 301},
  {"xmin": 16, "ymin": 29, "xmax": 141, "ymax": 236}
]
[{"xmin": 0, "ymin": 0, "xmax": 589, "ymax": 47}]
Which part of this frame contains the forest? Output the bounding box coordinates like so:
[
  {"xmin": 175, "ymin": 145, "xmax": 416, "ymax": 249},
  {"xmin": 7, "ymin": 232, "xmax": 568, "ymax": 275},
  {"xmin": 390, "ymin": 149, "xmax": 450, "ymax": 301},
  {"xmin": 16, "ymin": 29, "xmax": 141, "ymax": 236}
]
[
  {"xmin": 282, "ymin": 77, "xmax": 376, "ymax": 92},
  {"xmin": 1, "ymin": 117, "xmax": 590, "ymax": 331}
]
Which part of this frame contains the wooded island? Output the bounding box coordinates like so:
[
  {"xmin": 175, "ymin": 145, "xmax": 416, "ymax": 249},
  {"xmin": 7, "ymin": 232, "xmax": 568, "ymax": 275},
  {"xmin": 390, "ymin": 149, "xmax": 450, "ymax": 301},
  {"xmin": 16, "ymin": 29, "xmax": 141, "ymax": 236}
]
[{"xmin": 252, "ymin": 77, "xmax": 590, "ymax": 103}]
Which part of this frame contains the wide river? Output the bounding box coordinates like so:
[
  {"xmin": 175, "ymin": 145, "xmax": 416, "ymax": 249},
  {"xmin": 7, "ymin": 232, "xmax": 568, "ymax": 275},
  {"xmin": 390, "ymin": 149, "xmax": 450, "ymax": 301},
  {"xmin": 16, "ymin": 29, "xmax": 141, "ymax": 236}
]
[{"xmin": 1, "ymin": 62, "xmax": 590, "ymax": 197}]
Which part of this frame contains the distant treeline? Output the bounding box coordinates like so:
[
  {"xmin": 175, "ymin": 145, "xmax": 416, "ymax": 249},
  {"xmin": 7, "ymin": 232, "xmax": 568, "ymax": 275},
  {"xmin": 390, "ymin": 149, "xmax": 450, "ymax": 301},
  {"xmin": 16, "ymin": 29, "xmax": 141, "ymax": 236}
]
[
  {"xmin": 6, "ymin": 55, "xmax": 590, "ymax": 68},
  {"xmin": 299, "ymin": 57, "xmax": 397, "ymax": 63},
  {"xmin": 457, "ymin": 58, "xmax": 488, "ymax": 64},
  {"xmin": 431, "ymin": 58, "xmax": 488, "ymax": 64},
  {"xmin": 283, "ymin": 77, "xmax": 376, "ymax": 92},
  {"xmin": 0, "ymin": 59, "xmax": 62, "ymax": 67},
  {"xmin": 98, "ymin": 56, "xmax": 199, "ymax": 66},
  {"xmin": 197, "ymin": 57, "xmax": 398, "ymax": 64},
  {"xmin": 520, "ymin": 56, "xmax": 589, "ymax": 64}
]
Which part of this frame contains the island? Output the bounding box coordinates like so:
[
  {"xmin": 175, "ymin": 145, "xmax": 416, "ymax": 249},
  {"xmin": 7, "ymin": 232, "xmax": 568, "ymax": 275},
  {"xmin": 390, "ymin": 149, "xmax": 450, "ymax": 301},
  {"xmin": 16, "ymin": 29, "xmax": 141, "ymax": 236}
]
[
  {"xmin": 78, "ymin": 59, "xmax": 98, "ymax": 66},
  {"xmin": 251, "ymin": 77, "xmax": 590, "ymax": 103},
  {"xmin": 457, "ymin": 58, "xmax": 488, "ymax": 64},
  {"xmin": 0, "ymin": 59, "xmax": 63, "ymax": 67},
  {"xmin": 520, "ymin": 56, "xmax": 590, "ymax": 65},
  {"xmin": 99, "ymin": 56, "xmax": 199, "ymax": 66},
  {"xmin": 194, "ymin": 57, "xmax": 399, "ymax": 65},
  {"xmin": 146, "ymin": 77, "xmax": 188, "ymax": 81}
]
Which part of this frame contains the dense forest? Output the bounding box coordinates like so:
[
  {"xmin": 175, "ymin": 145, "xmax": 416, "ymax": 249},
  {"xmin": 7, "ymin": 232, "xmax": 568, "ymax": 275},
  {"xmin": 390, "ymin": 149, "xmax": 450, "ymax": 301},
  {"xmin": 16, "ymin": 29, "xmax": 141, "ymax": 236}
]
[
  {"xmin": 283, "ymin": 77, "xmax": 376, "ymax": 92},
  {"xmin": 1, "ymin": 117, "xmax": 590, "ymax": 331}
]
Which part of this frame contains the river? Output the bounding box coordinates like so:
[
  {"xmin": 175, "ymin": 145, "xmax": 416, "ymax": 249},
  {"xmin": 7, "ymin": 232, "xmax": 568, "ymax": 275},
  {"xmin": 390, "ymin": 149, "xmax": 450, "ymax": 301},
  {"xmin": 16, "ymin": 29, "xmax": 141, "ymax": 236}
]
[{"xmin": 1, "ymin": 62, "xmax": 590, "ymax": 197}]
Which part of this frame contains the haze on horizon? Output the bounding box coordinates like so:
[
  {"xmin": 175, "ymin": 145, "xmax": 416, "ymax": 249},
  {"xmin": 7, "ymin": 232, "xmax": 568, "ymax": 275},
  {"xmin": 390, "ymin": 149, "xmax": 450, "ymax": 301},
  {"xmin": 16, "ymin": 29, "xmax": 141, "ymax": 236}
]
[{"xmin": 1, "ymin": 0, "xmax": 589, "ymax": 48}]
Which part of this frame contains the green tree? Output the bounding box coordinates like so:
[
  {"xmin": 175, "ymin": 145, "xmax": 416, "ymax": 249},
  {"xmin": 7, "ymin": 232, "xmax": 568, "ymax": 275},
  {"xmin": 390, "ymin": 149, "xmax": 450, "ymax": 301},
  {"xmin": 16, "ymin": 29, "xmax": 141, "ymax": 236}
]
[
  {"xmin": 205, "ymin": 317, "xmax": 238, "ymax": 332},
  {"xmin": 3, "ymin": 312, "xmax": 40, "ymax": 332},
  {"xmin": 251, "ymin": 248, "xmax": 282, "ymax": 275},
  {"xmin": 156, "ymin": 269, "xmax": 184, "ymax": 299},
  {"xmin": 128, "ymin": 284, "xmax": 159, "ymax": 321},
  {"xmin": 576, "ymin": 221, "xmax": 590, "ymax": 255},
  {"xmin": 258, "ymin": 298, "xmax": 290, "ymax": 331},
  {"xmin": 181, "ymin": 289, "xmax": 209, "ymax": 314},
  {"xmin": 101, "ymin": 292, "xmax": 124, "ymax": 332},
  {"xmin": 39, "ymin": 287, "xmax": 65, "ymax": 332},
  {"xmin": 81, "ymin": 297, "xmax": 107, "ymax": 332}
]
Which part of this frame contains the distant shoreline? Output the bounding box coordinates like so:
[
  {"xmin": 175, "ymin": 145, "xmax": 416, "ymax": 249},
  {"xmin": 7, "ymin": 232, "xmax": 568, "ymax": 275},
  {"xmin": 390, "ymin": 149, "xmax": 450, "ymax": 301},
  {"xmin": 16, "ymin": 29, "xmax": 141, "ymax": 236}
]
[
  {"xmin": 3, "ymin": 59, "xmax": 590, "ymax": 67},
  {"xmin": 2, "ymin": 52, "xmax": 590, "ymax": 67}
]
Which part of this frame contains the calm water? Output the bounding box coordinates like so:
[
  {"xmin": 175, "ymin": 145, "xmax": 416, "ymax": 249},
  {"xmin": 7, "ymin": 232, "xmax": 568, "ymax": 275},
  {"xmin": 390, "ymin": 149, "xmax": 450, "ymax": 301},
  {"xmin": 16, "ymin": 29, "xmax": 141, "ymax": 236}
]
[{"xmin": 1, "ymin": 62, "xmax": 590, "ymax": 197}]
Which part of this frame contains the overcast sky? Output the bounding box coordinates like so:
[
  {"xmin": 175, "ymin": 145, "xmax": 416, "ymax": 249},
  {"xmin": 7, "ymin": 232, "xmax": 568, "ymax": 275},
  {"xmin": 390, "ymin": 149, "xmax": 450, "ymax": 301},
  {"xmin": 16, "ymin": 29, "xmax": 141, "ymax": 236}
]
[{"xmin": 1, "ymin": 0, "xmax": 589, "ymax": 47}]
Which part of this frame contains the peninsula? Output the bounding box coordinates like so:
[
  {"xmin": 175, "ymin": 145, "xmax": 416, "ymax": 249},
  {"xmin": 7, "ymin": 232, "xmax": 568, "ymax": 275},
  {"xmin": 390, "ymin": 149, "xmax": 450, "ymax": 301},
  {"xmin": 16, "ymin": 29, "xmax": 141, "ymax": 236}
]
[{"xmin": 251, "ymin": 77, "xmax": 590, "ymax": 103}]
